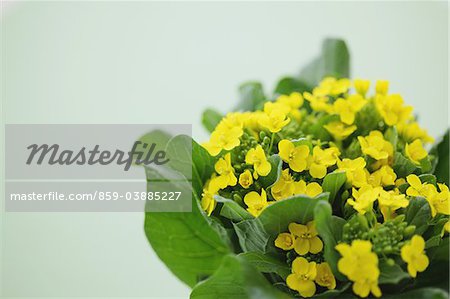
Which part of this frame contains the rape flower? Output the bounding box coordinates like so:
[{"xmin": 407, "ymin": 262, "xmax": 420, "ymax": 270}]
[
  {"xmin": 332, "ymin": 94, "xmax": 366, "ymax": 125},
  {"xmin": 375, "ymin": 80, "xmax": 389, "ymax": 95},
  {"xmin": 313, "ymin": 77, "xmax": 351, "ymax": 97},
  {"xmin": 204, "ymin": 126, "xmax": 243, "ymax": 156},
  {"xmin": 315, "ymin": 262, "xmax": 336, "ymax": 290},
  {"xmin": 243, "ymin": 188, "xmax": 269, "ymax": 217},
  {"xmin": 368, "ymin": 165, "xmax": 397, "ymax": 187},
  {"xmin": 348, "ymin": 185, "xmax": 381, "ymax": 215},
  {"xmin": 238, "ymin": 169, "xmax": 253, "ymax": 189},
  {"xmin": 398, "ymin": 121, "xmax": 434, "ymax": 144},
  {"xmin": 358, "ymin": 130, "xmax": 393, "ymax": 161},
  {"xmin": 276, "ymin": 92, "xmax": 303, "ymax": 121},
  {"xmin": 406, "ymin": 174, "xmax": 436, "ymax": 198},
  {"xmin": 294, "ymin": 180, "xmax": 323, "ymax": 197},
  {"xmin": 286, "ymin": 257, "xmax": 317, "ymax": 298},
  {"xmin": 303, "ymin": 92, "xmax": 332, "ymax": 112},
  {"xmin": 405, "ymin": 139, "xmax": 428, "ymax": 165},
  {"xmin": 201, "ymin": 178, "xmax": 220, "ymax": 215},
  {"xmin": 337, "ymin": 157, "xmax": 367, "ymax": 188},
  {"xmin": 289, "ymin": 221, "xmax": 323, "ymax": 255},
  {"xmin": 274, "ymin": 232, "xmax": 295, "ymax": 250},
  {"xmin": 375, "ymin": 93, "xmax": 413, "ymax": 126},
  {"xmin": 213, "ymin": 153, "xmax": 237, "ymax": 189},
  {"xmin": 245, "ymin": 145, "xmax": 271, "ymax": 177},
  {"xmin": 259, "ymin": 102, "xmax": 290, "ymax": 133},
  {"xmin": 278, "ymin": 139, "xmax": 310, "ymax": 172},
  {"xmin": 335, "ymin": 240, "xmax": 381, "ymax": 298},
  {"xmin": 324, "ymin": 121, "xmax": 357, "ymax": 140},
  {"xmin": 307, "ymin": 146, "xmax": 340, "ymax": 179},
  {"xmin": 427, "ymin": 183, "xmax": 450, "ymax": 216},
  {"xmin": 378, "ymin": 189, "xmax": 409, "ymax": 221},
  {"xmin": 401, "ymin": 235, "xmax": 429, "ymax": 278},
  {"xmin": 354, "ymin": 79, "xmax": 370, "ymax": 96},
  {"xmin": 271, "ymin": 169, "xmax": 296, "ymax": 200}
]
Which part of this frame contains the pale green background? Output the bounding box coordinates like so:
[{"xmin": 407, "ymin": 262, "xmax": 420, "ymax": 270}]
[{"xmin": 1, "ymin": 1, "xmax": 448, "ymax": 298}]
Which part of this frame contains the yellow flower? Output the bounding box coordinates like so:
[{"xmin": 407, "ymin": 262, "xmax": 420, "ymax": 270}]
[
  {"xmin": 354, "ymin": 79, "xmax": 370, "ymax": 96},
  {"xmin": 307, "ymin": 146, "xmax": 340, "ymax": 179},
  {"xmin": 428, "ymin": 183, "xmax": 450, "ymax": 217},
  {"xmin": 401, "ymin": 235, "xmax": 429, "ymax": 278},
  {"xmin": 335, "ymin": 240, "xmax": 381, "ymax": 298},
  {"xmin": 278, "ymin": 139, "xmax": 310, "ymax": 172},
  {"xmin": 405, "ymin": 139, "xmax": 428, "ymax": 165},
  {"xmin": 358, "ymin": 130, "xmax": 393, "ymax": 161},
  {"xmin": 315, "ymin": 262, "xmax": 336, "ymax": 290},
  {"xmin": 375, "ymin": 80, "xmax": 389, "ymax": 95},
  {"xmin": 259, "ymin": 102, "xmax": 291, "ymax": 133},
  {"xmin": 375, "ymin": 93, "xmax": 413, "ymax": 126},
  {"xmin": 286, "ymin": 257, "xmax": 317, "ymax": 298},
  {"xmin": 332, "ymin": 94, "xmax": 366, "ymax": 125},
  {"xmin": 398, "ymin": 121, "xmax": 434, "ymax": 144},
  {"xmin": 276, "ymin": 92, "xmax": 303, "ymax": 121},
  {"xmin": 405, "ymin": 174, "xmax": 436, "ymax": 198},
  {"xmin": 303, "ymin": 92, "xmax": 332, "ymax": 112},
  {"xmin": 200, "ymin": 178, "xmax": 220, "ymax": 216},
  {"xmin": 238, "ymin": 169, "xmax": 253, "ymax": 189},
  {"xmin": 245, "ymin": 145, "xmax": 271, "ymax": 177},
  {"xmin": 271, "ymin": 169, "xmax": 296, "ymax": 200},
  {"xmin": 313, "ymin": 77, "xmax": 351, "ymax": 97},
  {"xmin": 337, "ymin": 157, "xmax": 367, "ymax": 188},
  {"xmin": 274, "ymin": 232, "xmax": 295, "ymax": 250},
  {"xmin": 324, "ymin": 121, "xmax": 357, "ymax": 140},
  {"xmin": 243, "ymin": 188, "xmax": 269, "ymax": 217},
  {"xmin": 348, "ymin": 185, "xmax": 381, "ymax": 215},
  {"xmin": 289, "ymin": 221, "xmax": 323, "ymax": 255},
  {"xmin": 203, "ymin": 126, "xmax": 243, "ymax": 156},
  {"xmin": 214, "ymin": 153, "xmax": 237, "ymax": 188},
  {"xmin": 368, "ymin": 165, "xmax": 397, "ymax": 187},
  {"xmin": 294, "ymin": 180, "xmax": 323, "ymax": 197},
  {"xmin": 378, "ymin": 189, "xmax": 409, "ymax": 221}
]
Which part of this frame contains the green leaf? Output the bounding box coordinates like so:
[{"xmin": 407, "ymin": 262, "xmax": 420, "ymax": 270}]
[
  {"xmin": 190, "ymin": 255, "xmax": 291, "ymax": 299},
  {"xmin": 236, "ymin": 81, "xmax": 266, "ymax": 111},
  {"xmin": 258, "ymin": 155, "xmax": 283, "ymax": 189},
  {"xmin": 419, "ymin": 174, "xmax": 437, "ymax": 185},
  {"xmin": 405, "ymin": 197, "xmax": 432, "ymax": 235},
  {"xmin": 273, "ymin": 77, "xmax": 311, "ymax": 95},
  {"xmin": 434, "ymin": 130, "xmax": 449, "ymax": 185},
  {"xmin": 132, "ymin": 130, "xmax": 172, "ymax": 165},
  {"xmin": 238, "ymin": 252, "xmax": 290, "ymax": 279},
  {"xmin": 393, "ymin": 152, "xmax": 418, "ymax": 178},
  {"xmin": 216, "ymin": 195, "xmax": 253, "ymax": 222},
  {"xmin": 378, "ymin": 260, "xmax": 410, "ymax": 285},
  {"xmin": 314, "ymin": 283, "xmax": 351, "ymax": 298},
  {"xmin": 384, "ymin": 127, "xmax": 398, "ymax": 149},
  {"xmin": 299, "ymin": 38, "xmax": 350, "ymax": 87},
  {"xmin": 428, "ymin": 237, "xmax": 449, "ymax": 261},
  {"xmin": 233, "ymin": 219, "xmax": 270, "ymax": 253},
  {"xmin": 382, "ymin": 288, "xmax": 449, "ymax": 299},
  {"xmin": 314, "ymin": 201, "xmax": 347, "ymax": 281},
  {"xmin": 322, "ymin": 171, "xmax": 347, "ymax": 204},
  {"xmin": 202, "ymin": 109, "xmax": 222, "ymax": 133},
  {"xmin": 425, "ymin": 235, "xmax": 441, "ymax": 249}
]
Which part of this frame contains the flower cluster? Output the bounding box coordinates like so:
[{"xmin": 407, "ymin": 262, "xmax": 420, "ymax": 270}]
[{"xmin": 200, "ymin": 77, "xmax": 449, "ymax": 298}]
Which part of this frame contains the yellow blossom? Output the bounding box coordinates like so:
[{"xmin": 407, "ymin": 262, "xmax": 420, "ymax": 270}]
[
  {"xmin": 354, "ymin": 79, "xmax": 370, "ymax": 96},
  {"xmin": 278, "ymin": 139, "xmax": 310, "ymax": 172},
  {"xmin": 238, "ymin": 169, "xmax": 253, "ymax": 189},
  {"xmin": 307, "ymin": 146, "xmax": 340, "ymax": 179},
  {"xmin": 243, "ymin": 188, "xmax": 269, "ymax": 217},
  {"xmin": 335, "ymin": 240, "xmax": 381, "ymax": 298},
  {"xmin": 348, "ymin": 185, "xmax": 381, "ymax": 215},
  {"xmin": 368, "ymin": 165, "xmax": 397, "ymax": 187},
  {"xmin": 259, "ymin": 102, "xmax": 290, "ymax": 133},
  {"xmin": 245, "ymin": 145, "xmax": 271, "ymax": 177},
  {"xmin": 303, "ymin": 92, "xmax": 332, "ymax": 112},
  {"xmin": 406, "ymin": 174, "xmax": 436, "ymax": 198},
  {"xmin": 286, "ymin": 257, "xmax": 317, "ymax": 298},
  {"xmin": 213, "ymin": 153, "xmax": 237, "ymax": 189},
  {"xmin": 398, "ymin": 121, "xmax": 434, "ymax": 144},
  {"xmin": 315, "ymin": 262, "xmax": 336, "ymax": 290},
  {"xmin": 405, "ymin": 139, "xmax": 428, "ymax": 165},
  {"xmin": 203, "ymin": 126, "xmax": 243, "ymax": 156},
  {"xmin": 276, "ymin": 92, "xmax": 303, "ymax": 121},
  {"xmin": 427, "ymin": 183, "xmax": 450, "ymax": 216},
  {"xmin": 289, "ymin": 221, "xmax": 323, "ymax": 255},
  {"xmin": 401, "ymin": 235, "xmax": 429, "ymax": 278},
  {"xmin": 274, "ymin": 232, "xmax": 295, "ymax": 251},
  {"xmin": 200, "ymin": 178, "xmax": 220, "ymax": 216},
  {"xmin": 337, "ymin": 157, "xmax": 367, "ymax": 188},
  {"xmin": 332, "ymin": 94, "xmax": 366, "ymax": 125},
  {"xmin": 375, "ymin": 80, "xmax": 389, "ymax": 95},
  {"xmin": 313, "ymin": 77, "xmax": 351, "ymax": 97},
  {"xmin": 378, "ymin": 189, "xmax": 409, "ymax": 221},
  {"xmin": 375, "ymin": 94, "xmax": 413, "ymax": 126},
  {"xmin": 358, "ymin": 130, "xmax": 393, "ymax": 161},
  {"xmin": 324, "ymin": 121, "xmax": 357, "ymax": 140},
  {"xmin": 271, "ymin": 169, "xmax": 296, "ymax": 200},
  {"xmin": 294, "ymin": 180, "xmax": 323, "ymax": 197}
]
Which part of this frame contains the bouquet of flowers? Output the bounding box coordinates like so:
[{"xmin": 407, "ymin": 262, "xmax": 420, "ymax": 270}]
[{"xmin": 142, "ymin": 39, "xmax": 449, "ymax": 298}]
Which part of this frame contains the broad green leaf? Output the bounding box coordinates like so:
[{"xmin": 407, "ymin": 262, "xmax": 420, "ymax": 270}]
[
  {"xmin": 428, "ymin": 237, "xmax": 449, "ymax": 261},
  {"xmin": 314, "ymin": 201, "xmax": 346, "ymax": 281},
  {"xmin": 383, "ymin": 288, "xmax": 449, "ymax": 299},
  {"xmin": 258, "ymin": 155, "xmax": 283, "ymax": 189},
  {"xmin": 434, "ymin": 130, "xmax": 449, "ymax": 185},
  {"xmin": 190, "ymin": 255, "xmax": 291, "ymax": 299},
  {"xmin": 299, "ymin": 39, "xmax": 350, "ymax": 87},
  {"xmin": 405, "ymin": 197, "xmax": 432, "ymax": 235},
  {"xmin": 237, "ymin": 81, "xmax": 266, "ymax": 111},
  {"xmin": 425, "ymin": 235, "xmax": 441, "ymax": 249},
  {"xmin": 322, "ymin": 171, "xmax": 347, "ymax": 204},
  {"xmin": 216, "ymin": 195, "xmax": 253, "ymax": 222},
  {"xmin": 273, "ymin": 77, "xmax": 311, "ymax": 95},
  {"xmin": 233, "ymin": 219, "xmax": 270, "ymax": 253},
  {"xmin": 132, "ymin": 130, "xmax": 172, "ymax": 165},
  {"xmin": 378, "ymin": 260, "xmax": 409, "ymax": 285},
  {"xmin": 238, "ymin": 251, "xmax": 290, "ymax": 279},
  {"xmin": 202, "ymin": 108, "xmax": 222, "ymax": 133},
  {"xmin": 393, "ymin": 152, "xmax": 418, "ymax": 178},
  {"xmin": 258, "ymin": 193, "xmax": 329, "ymax": 236}
]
